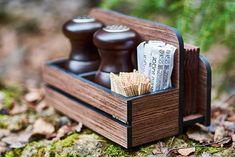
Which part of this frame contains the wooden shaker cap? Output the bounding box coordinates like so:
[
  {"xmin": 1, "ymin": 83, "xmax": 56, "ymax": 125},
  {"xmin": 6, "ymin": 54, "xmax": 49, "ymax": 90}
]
[
  {"xmin": 93, "ymin": 25, "xmax": 138, "ymax": 50},
  {"xmin": 63, "ymin": 16, "xmax": 103, "ymax": 41}
]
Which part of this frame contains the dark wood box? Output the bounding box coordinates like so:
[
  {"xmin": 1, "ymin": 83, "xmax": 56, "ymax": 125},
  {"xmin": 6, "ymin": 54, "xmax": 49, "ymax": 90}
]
[{"xmin": 43, "ymin": 8, "xmax": 211, "ymax": 148}]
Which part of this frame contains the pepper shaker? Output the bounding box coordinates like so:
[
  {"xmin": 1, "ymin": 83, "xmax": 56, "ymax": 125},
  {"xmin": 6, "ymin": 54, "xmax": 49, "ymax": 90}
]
[
  {"xmin": 63, "ymin": 16, "xmax": 104, "ymax": 73},
  {"xmin": 93, "ymin": 25, "xmax": 139, "ymax": 88}
]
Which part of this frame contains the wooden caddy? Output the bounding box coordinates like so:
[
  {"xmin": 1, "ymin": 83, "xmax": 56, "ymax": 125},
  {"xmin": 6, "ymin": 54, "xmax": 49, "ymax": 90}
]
[{"xmin": 43, "ymin": 8, "xmax": 211, "ymax": 148}]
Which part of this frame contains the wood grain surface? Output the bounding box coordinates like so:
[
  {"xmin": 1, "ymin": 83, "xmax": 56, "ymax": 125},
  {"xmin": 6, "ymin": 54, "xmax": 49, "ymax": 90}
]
[
  {"xmin": 184, "ymin": 44, "xmax": 200, "ymax": 116},
  {"xmin": 43, "ymin": 8, "xmax": 212, "ymax": 148},
  {"xmin": 43, "ymin": 60, "xmax": 129, "ymax": 122},
  {"xmin": 183, "ymin": 45, "xmax": 211, "ymax": 126},
  {"xmin": 131, "ymin": 88, "xmax": 179, "ymax": 146},
  {"xmin": 198, "ymin": 56, "xmax": 211, "ymax": 125},
  {"xmin": 46, "ymin": 86, "xmax": 129, "ymax": 148}
]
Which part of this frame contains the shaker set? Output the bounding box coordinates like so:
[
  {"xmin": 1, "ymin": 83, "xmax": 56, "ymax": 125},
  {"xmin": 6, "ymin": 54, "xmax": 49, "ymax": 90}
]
[
  {"xmin": 44, "ymin": 9, "xmax": 212, "ymax": 148},
  {"xmin": 62, "ymin": 16, "xmax": 139, "ymax": 88}
]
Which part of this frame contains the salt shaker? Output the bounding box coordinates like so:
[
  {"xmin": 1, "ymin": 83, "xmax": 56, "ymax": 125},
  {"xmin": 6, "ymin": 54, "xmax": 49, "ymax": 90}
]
[
  {"xmin": 63, "ymin": 16, "xmax": 104, "ymax": 73},
  {"xmin": 93, "ymin": 25, "xmax": 139, "ymax": 88}
]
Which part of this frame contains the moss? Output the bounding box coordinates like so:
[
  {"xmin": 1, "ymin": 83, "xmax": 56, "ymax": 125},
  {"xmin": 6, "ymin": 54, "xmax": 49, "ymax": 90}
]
[
  {"xmin": 165, "ymin": 135, "xmax": 188, "ymax": 148},
  {"xmin": 0, "ymin": 115, "xmax": 9, "ymax": 128},
  {"xmin": 20, "ymin": 141, "xmax": 49, "ymax": 157},
  {"xmin": 105, "ymin": 144, "xmax": 129, "ymax": 156},
  {"xmin": 53, "ymin": 133, "xmax": 80, "ymax": 148},
  {"xmin": 139, "ymin": 145, "xmax": 155, "ymax": 155},
  {"xmin": 4, "ymin": 148, "xmax": 22, "ymax": 157},
  {"xmin": 1, "ymin": 85, "xmax": 22, "ymax": 109},
  {"xmin": 195, "ymin": 145, "xmax": 224, "ymax": 156},
  {"xmin": 215, "ymin": 148, "xmax": 235, "ymax": 157},
  {"xmin": 4, "ymin": 151, "xmax": 14, "ymax": 157},
  {"xmin": 49, "ymin": 133, "xmax": 80, "ymax": 156}
]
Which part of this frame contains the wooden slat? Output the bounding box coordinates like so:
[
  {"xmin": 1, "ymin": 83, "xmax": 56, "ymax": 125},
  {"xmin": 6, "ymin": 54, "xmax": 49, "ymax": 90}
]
[
  {"xmin": 183, "ymin": 114, "xmax": 203, "ymax": 122},
  {"xmin": 43, "ymin": 61, "xmax": 128, "ymax": 122},
  {"xmin": 183, "ymin": 44, "xmax": 211, "ymax": 126},
  {"xmin": 46, "ymin": 87, "xmax": 129, "ymax": 148},
  {"xmin": 90, "ymin": 8, "xmax": 180, "ymax": 47},
  {"xmin": 131, "ymin": 88, "xmax": 179, "ymax": 146},
  {"xmin": 184, "ymin": 45, "xmax": 200, "ymax": 116},
  {"xmin": 198, "ymin": 56, "xmax": 211, "ymax": 125}
]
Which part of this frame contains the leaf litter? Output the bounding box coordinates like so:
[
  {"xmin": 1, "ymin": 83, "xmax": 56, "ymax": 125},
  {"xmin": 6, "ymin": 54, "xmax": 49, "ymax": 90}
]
[{"xmin": 0, "ymin": 85, "xmax": 234, "ymax": 156}]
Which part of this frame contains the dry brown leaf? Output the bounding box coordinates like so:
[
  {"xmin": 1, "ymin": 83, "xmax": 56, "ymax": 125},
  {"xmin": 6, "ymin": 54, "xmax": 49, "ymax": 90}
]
[
  {"xmin": 0, "ymin": 141, "xmax": 8, "ymax": 153},
  {"xmin": 2, "ymin": 131, "xmax": 32, "ymax": 148},
  {"xmin": 10, "ymin": 103, "xmax": 28, "ymax": 115},
  {"xmin": 227, "ymin": 115, "xmax": 235, "ymax": 122},
  {"xmin": 24, "ymin": 91, "xmax": 41, "ymax": 103},
  {"xmin": 0, "ymin": 129, "xmax": 10, "ymax": 138},
  {"xmin": 214, "ymin": 126, "xmax": 225, "ymax": 142},
  {"xmin": 213, "ymin": 136, "xmax": 232, "ymax": 147},
  {"xmin": 8, "ymin": 114, "xmax": 29, "ymax": 131},
  {"xmin": 201, "ymin": 152, "xmax": 212, "ymax": 157},
  {"xmin": 0, "ymin": 92, "xmax": 4, "ymax": 104},
  {"xmin": 53, "ymin": 125, "xmax": 75, "ymax": 140},
  {"xmin": 223, "ymin": 121, "xmax": 235, "ymax": 131},
  {"xmin": 152, "ymin": 144, "xmax": 162, "ymax": 154},
  {"xmin": 177, "ymin": 147, "xmax": 195, "ymax": 156},
  {"xmin": 35, "ymin": 100, "xmax": 48, "ymax": 113},
  {"xmin": 32, "ymin": 118, "xmax": 55, "ymax": 136},
  {"xmin": 75, "ymin": 122, "xmax": 83, "ymax": 132},
  {"xmin": 187, "ymin": 126, "xmax": 213, "ymax": 143},
  {"xmin": 231, "ymin": 134, "xmax": 235, "ymax": 141}
]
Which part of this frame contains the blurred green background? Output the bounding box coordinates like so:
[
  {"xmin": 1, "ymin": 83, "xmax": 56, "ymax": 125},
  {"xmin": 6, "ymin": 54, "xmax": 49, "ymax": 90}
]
[
  {"xmin": 0, "ymin": 0, "xmax": 234, "ymax": 98},
  {"xmin": 100, "ymin": 0, "xmax": 235, "ymax": 96}
]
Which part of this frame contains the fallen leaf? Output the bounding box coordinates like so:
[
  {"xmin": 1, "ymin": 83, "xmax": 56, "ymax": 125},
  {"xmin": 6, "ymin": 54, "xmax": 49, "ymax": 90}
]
[
  {"xmin": 0, "ymin": 141, "xmax": 8, "ymax": 153},
  {"xmin": 152, "ymin": 144, "xmax": 162, "ymax": 154},
  {"xmin": 211, "ymin": 108, "xmax": 229, "ymax": 119},
  {"xmin": 159, "ymin": 142, "xmax": 169, "ymax": 155},
  {"xmin": 177, "ymin": 147, "xmax": 195, "ymax": 156},
  {"xmin": 53, "ymin": 125, "xmax": 75, "ymax": 140},
  {"xmin": 24, "ymin": 90, "xmax": 41, "ymax": 103},
  {"xmin": 187, "ymin": 126, "xmax": 213, "ymax": 143},
  {"xmin": 201, "ymin": 152, "xmax": 212, "ymax": 157},
  {"xmin": 231, "ymin": 134, "xmax": 235, "ymax": 141},
  {"xmin": 75, "ymin": 122, "xmax": 83, "ymax": 132},
  {"xmin": 0, "ymin": 92, "xmax": 4, "ymax": 104},
  {"xmin": 227, "ymin": 115, "xmax": 235, "ymax": 122},
  {"xmin": 223, "ymin": 121, "xmax": 235, "ymax": 131},
  {"xmin": 10, "ymin": 102, "xmax": 28, "ymax": 115},
  {"xmin": 35, "ymin": 100, "xmax": 48, "ymax": 113},
  {"xmin": 214, "ymin": 126, "xmax": 225, "ymax": 142},
  {"xmin": 0, "ymin": 129, "xmax": 10, "ymax": 138},
  {"xmin": 2, "ymin": 131, "xmax": 32, "ymax": 148},
  {"xmin": 32, "ymin": 118, "xmax": 55, "ymax": 136},
  {"xmin": 213, "ymin": 136, "xmax": 232, "ymax": 147},
  {"xmin": 8, "ymin": 114, "xmax": 28, "ymax": 131}
]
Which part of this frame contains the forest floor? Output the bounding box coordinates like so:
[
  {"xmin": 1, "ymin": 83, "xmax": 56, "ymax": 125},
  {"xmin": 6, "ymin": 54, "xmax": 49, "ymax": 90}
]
[{"xmin": 0, "ymin": 82, "xmax": 234, "ymax": 157}]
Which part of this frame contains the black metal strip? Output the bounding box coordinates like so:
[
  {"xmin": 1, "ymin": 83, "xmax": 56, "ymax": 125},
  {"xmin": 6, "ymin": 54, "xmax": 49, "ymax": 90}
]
[
  {"xmin": 183, "ymin": 116, "xmax": 205, "ymax": 126},
  {"xmin": 127, "ymin": 100, "xmax": 132, "ymax": 148}
]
